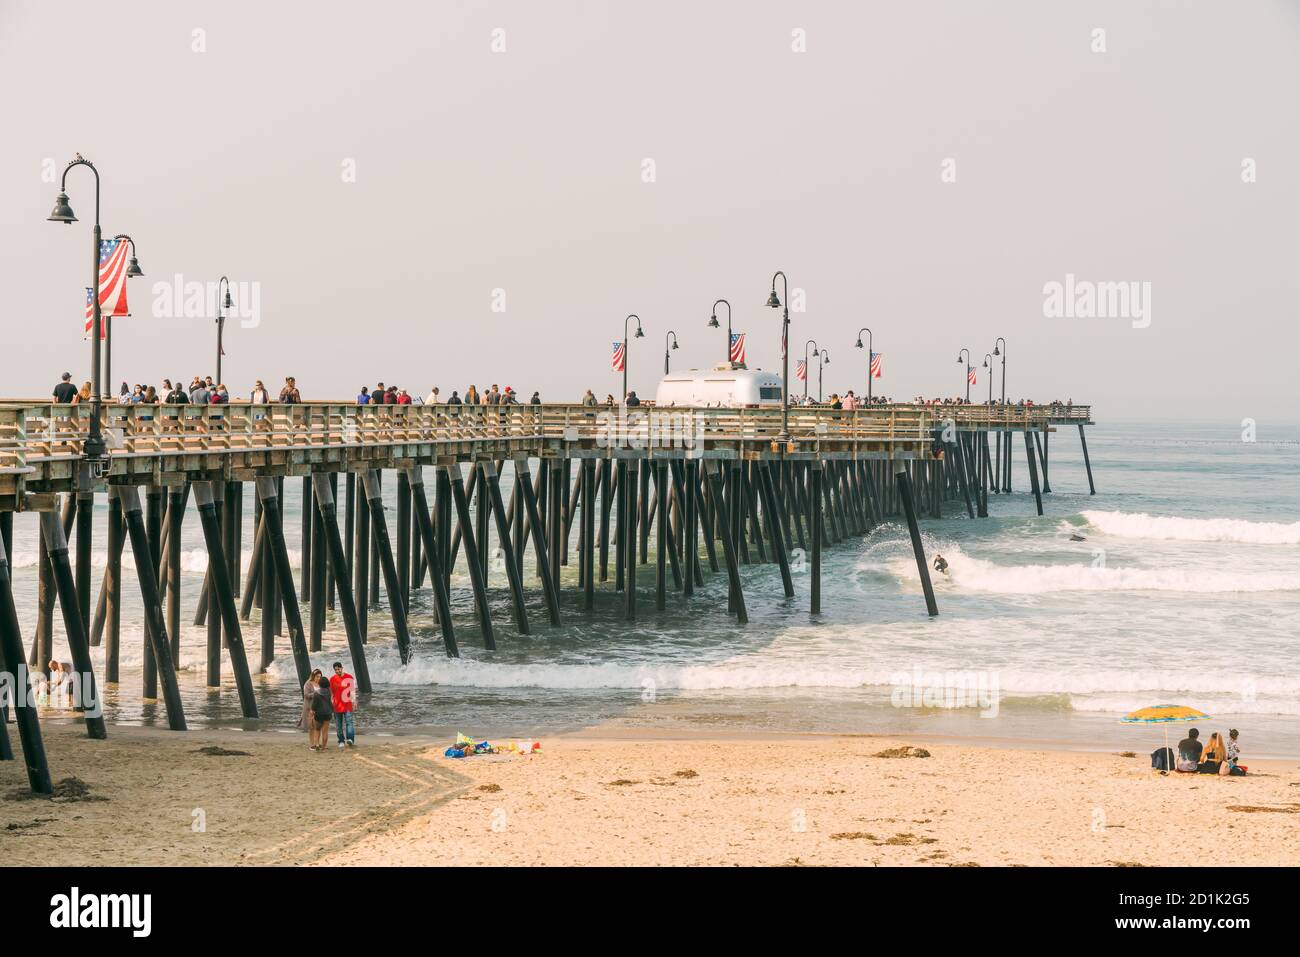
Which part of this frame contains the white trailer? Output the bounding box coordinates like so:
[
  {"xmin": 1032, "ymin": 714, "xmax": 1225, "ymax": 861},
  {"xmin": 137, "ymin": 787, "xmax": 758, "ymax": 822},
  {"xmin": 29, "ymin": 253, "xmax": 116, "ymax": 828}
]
[{"xmin": 654, "ymin": 365, "xmax": 785, "ymax": 408}]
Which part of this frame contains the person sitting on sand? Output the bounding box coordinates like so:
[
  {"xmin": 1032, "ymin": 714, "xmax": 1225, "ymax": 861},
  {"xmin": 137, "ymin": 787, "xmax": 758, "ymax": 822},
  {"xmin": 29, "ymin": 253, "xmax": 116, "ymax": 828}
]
[
  {"xmin": 1176, "ymin": 728, "xmax": 1203, "ymax": 772},
  {"xmin": 1223, "ymin": 729, "xmax": 1245, "ymax": 776},
  {"xmin": 932, "ymin": 553, "xmax": 949, "ymax": 575},
  {"xmin": 1198, "ymin": 731, "xmax": 1225, "ymax": 774}
]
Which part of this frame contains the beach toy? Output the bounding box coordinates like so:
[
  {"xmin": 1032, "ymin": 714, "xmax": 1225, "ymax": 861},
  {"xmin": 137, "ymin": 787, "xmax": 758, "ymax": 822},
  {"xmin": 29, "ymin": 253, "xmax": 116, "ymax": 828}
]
[{"xmin": 444, "ymin": 747, "xmax": 466, "ymax": 758}]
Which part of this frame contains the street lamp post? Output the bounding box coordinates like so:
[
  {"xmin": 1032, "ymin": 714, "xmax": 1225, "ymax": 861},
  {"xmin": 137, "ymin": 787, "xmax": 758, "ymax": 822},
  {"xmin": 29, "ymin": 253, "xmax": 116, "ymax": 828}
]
[
  {"xmin": 993, "ymin": 337, "xmax": 1007, "ymax": 403},
  {"xmin": 104, "ymin": 234, "xmax": 144, "ymax": 395},
  {"xmin": 854, "ymin": 326, "xmax": 874, "ymax": 405},
  {"xmin": 622, "ymin": 313, "xmax": 644, "ymax": 402},
  {"xmin": 664, "ymin": 330, "xmax": 678, "ymax": 375},
  {"xmin": 956, "ymin": 348, "xmax": 972, "ymax": 403},
  {"xmin": 47, "ymin": 154, "xmax": 107, "ymax": 466},
  {"xmin": 818, "ymin": 349, "xmax": 830, "ymax": 403},
  {"xmin": 802, "ymin": 340, "xmax": 820, "ymax": 402},
  {"xmin": 766, "ymin": 272, "xmax": 791, "ymax": 443},
  {"xmin": 994, "ymin": 337, "xmax": 1008, "ymax": 492},
  {"xmin": 215, "ymin": 276, "xmax": 234, "ymax": 385},
  {"xmin": 983, "ymin": 353, "xmax": 994, "ymax": 404},
  {"xmin": 708, "ymin": 299, "xmax": 731, "ymax": 366}
]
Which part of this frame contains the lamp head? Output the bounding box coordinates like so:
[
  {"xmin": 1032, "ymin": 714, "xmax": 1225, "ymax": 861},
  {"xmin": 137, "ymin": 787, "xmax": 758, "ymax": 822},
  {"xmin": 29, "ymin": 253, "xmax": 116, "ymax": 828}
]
[
  {"xmin": 993, "ymin": 345, "xmax": 1001, "ymax": 356},
  {"xmin": 766, "ymin": 290, "xmax": 781, "ymax": 309},
  {"xmin": 708, "ymin": 314, "xmax": 719, "ymax": 328},
  {"xmin": 47, "ymin": 192, "xmax": 77, "ymax": 224},
  {"xmin": 855, "ymin": 339, "xmax": 863, "ymax": 349},
  {"xmin": 223, "ymin": 291, "xmax": 234, "ymax": 310},
  {"xmin": 126, "ymin": 257, "xmax": 144, "ymax": 278},
  {"xmin": 634, "ymin": 326, "xmax": 644, "ymax": 338}
]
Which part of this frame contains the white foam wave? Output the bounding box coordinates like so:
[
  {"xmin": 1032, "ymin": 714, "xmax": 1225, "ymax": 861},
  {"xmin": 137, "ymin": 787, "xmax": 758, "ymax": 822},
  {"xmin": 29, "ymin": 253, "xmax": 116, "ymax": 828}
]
[
  {"xmin": 1081, "ymin": 510, "xmax": 1300, "ymax": 545},
  {"xmin": 878, "ymin": 545, "xmax": 1297, "ymax": 594}
]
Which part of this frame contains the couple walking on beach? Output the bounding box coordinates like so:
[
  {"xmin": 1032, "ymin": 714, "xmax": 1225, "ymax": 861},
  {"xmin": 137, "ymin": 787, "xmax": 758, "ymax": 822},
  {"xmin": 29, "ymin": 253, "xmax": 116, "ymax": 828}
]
[{"xmin": 300, "ymin": 663, "xmax": 358, "ymax": 751}]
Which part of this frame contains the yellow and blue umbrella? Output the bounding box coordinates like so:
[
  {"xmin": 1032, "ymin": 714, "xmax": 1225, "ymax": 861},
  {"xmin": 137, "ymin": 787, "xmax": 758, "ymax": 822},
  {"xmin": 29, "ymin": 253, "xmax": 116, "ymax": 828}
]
[{"xmin": 1121, "ymin": 705, "xmax": 1209, "ymax": 772}]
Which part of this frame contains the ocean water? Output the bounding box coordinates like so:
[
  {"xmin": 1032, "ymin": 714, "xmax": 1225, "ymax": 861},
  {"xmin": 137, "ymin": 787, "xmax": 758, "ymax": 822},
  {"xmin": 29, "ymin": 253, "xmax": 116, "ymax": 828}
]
[{"xmin": 8, "ymin": 418, "xmax": 1300, "ymax": 758}]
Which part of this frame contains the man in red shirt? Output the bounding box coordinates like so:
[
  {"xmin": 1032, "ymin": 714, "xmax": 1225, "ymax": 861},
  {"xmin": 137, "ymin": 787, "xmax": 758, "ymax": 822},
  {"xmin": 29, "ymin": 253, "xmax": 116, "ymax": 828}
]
[{"xmin": 329, "ymin": 662, "xmax": 357, "ymax": 748}]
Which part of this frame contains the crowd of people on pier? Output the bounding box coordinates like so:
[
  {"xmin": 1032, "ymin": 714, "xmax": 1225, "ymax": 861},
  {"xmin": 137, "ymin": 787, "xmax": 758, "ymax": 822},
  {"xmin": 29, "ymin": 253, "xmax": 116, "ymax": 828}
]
[{"xmin": 52, "ymin": 371, "xmax": 1077, "ymax": 415}]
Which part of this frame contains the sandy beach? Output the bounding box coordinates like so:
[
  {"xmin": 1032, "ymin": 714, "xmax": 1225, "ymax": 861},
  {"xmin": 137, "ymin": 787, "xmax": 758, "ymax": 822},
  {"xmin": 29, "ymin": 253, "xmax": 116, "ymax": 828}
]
[{"xmin": 2, "ymin": 722, "xmax": 1297, "ymax": 866}]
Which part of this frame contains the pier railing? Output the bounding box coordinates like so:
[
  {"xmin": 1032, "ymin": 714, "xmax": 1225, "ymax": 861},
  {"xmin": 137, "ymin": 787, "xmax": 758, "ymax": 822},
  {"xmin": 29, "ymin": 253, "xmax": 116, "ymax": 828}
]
[{"xmin": 0, "ymin": 400, "xmax": 1090, "ymax": 498}]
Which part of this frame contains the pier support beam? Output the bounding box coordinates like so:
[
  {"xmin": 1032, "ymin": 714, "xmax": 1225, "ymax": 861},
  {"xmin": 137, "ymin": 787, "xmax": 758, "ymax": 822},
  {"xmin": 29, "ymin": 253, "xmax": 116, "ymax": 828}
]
[
  {"xmin": 0, "ymin": 530, "xmax": 52, "ymax": 793},
  {"xmin": 311, "ymin": 475, "xmax": 372, "ymax": 692},
  {"xmin": 480, "ymin": 461, "xmax": 531, "ymax": 635},
  {"xmin": 254, "ymin": 478, "xmax": 312, "ymax": 687},
  {"xmin": 707, "ymin": 461, "xmax": 748, "ymax": 623},
  {"xmin": 894, "ymin": 463, "xmax": 939, "ymax": 617},
  {"xmin": 759, "ymin": 461, "xmax": 795, "ymax": 599},
  {"xmin": 581, "ymin": 459, "xmax": 596, "ymax": 609},
  {"xmin": 625, "ymin": 459, "xmax": 638, "ymax": 620},
  {"xmin": 192, "ymin": 482, "xmax": 259, "ymax": 716},
  {"xmin": 515, "ymin": 457, "xmax": 561, "ymax": 625},
  {"xmin": 1079, "ymin": 424, "xmax": 1096, "ymax": 494},
  {"xmin": 810, "ymin": 462, "xmax": 822, "ymax": 615},
  {"xmin": 406, "ymin": 468, "xmax": 459, "ymax": 656},
  {"xmin": 1024, "ymin": 431, "xmax": 1044, "ymax": 516},
  {"xmin": 115, "ymin": 486, "xmax": 186, "ymax": 731},
  {"xmin": 362, "ymin": 470, "xmax": 417, "ymax": 661},
  {"xmin": 40, "ymin": 508, "xmax": 107, "ymax": 739},
  {"xmin": 104, "ymin": 496, "xmax": 123, "ymax": 683},
  {"xmin": 444, "ymin": 463, "xmax": 496, "ymax": 650}
]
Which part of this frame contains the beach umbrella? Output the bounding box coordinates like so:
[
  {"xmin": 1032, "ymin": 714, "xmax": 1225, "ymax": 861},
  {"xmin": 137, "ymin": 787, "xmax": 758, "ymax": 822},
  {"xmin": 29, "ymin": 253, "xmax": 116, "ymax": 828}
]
[{"xmin": 1121, "ymin": 705, "xmax": 1209, "ymax": 773}]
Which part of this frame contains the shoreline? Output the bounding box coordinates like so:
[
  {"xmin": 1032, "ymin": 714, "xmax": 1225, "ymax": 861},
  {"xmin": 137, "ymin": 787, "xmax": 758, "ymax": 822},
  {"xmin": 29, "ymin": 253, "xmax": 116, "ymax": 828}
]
[{"xmin": 4, "ymin": 722, "xmax": 1297, "ymax": 866}]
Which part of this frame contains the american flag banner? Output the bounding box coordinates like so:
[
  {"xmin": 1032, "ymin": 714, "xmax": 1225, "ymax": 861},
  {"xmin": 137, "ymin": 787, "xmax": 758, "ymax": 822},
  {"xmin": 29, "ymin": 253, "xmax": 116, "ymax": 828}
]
[
  {"xmin": 870, "ymin": 351, "xmax": 882, "ymax": 378},
  {"xmin": 729, "ymin": 332, "xmax": 746, "ymax": 364},
  {"xmin": 97, "ymin": 238, "xmax": 131, "ymax": 317},
  {"xmin": 795, "ymin": 359, "xmax": 807, "ymax": 381},
  {"xmin": 83, "ymin": 287, "xmax": 105, "ymax": 340},
  {"xmin": 611, "ymin": 340, "xmax": 626, "ymax": 373},
  {"xmin": 967, "ymin": 367, "xmax": 977, "ymax": 385}
]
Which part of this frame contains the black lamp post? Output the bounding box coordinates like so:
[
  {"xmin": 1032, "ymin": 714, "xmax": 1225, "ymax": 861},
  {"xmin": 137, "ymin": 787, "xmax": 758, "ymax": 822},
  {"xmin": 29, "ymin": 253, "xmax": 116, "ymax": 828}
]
[
  {"xmin": 983, "ymin": 353, "xmax": 994, "ymax": 404},
  {"xmin": 802, "ymin": 339, "xmax": 820, "ymax": 402},
  {"xmin": 854, "ymin": 326, "xmax": 874, "ymax": 405},
  {"xmin": 215, "ymin": 276, "xmax": 234, "ymax": 385},
  {"xmin": 708, "ymin": 299, "xmax": 731, "ymax": 366},
  {"xmin": 766, "ymin": 271, "xmax": 791, "ymax": 442},
  {"xmin": 104, "ymin": 233, "xmax": 144, "ymax": 395},
  {"xmin": 818, "ymin": 349, "xmax": 830, "ymax": 403},
  {"xmin": 622, "ymin": 313, "xmax": 643, "ymax": 402},
  {"xmin": 993, "ymin": 337, "xmax": 1007, "ymax": 403},
  {"xmin": 47, "ymin": 154, "xmax": 106, "ymax": 465},
  {"xmin": 957, "ymin": 347, "xmax": 972, "ymax": 402},
  {"xmin": 664, "ymin": 330, "xmax": 679, "ymax": 374}
]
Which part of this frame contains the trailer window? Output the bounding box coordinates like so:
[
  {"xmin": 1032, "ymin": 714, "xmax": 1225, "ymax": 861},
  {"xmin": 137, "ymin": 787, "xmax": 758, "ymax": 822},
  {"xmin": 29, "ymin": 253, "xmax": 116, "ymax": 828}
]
[{"xmin": 759, "ymin": 386, "xmax": 782, "ymax": 400}]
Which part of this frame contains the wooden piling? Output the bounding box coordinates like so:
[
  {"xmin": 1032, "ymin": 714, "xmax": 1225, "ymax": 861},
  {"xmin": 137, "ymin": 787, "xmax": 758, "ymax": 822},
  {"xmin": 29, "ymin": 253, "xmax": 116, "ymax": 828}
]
[
  {"xmin": 114, "ymin": 486, "xmax": 186, "ymax": 730},
  {"xmin": 361, "ymin": 470, "xmax": 416, "ymax": 662},
  {"xmin": 192, "ymin": 482, "xmax": 259, "ymax": 716},
  {"xmin": 406, "ymin": 468, "xmax": 459, "ymax": 656},
  {"xmin": 0, "ymin": 528, "xmax": 53, "ymax": 793},
  {"xmin": 311, "ymin": 475, "xmax": 372, "ymax": 692},
  {"xmin": 254, "ymin": 477, "xmax": 313, "ymax": 687}
]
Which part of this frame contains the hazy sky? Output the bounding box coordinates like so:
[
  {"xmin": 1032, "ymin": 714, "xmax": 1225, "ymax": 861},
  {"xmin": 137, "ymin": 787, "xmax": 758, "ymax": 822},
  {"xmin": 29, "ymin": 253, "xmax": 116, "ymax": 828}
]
[{"xmin": 3, "ymin": 1, "xmax": 1297, "ymax": 422}]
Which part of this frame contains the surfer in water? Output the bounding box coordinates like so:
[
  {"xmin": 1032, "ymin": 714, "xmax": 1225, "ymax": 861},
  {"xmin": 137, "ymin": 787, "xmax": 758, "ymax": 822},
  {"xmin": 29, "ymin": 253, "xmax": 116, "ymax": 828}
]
[{"xmin": 932, "ymin": 553, "xmax": 949, "ymax": 576}]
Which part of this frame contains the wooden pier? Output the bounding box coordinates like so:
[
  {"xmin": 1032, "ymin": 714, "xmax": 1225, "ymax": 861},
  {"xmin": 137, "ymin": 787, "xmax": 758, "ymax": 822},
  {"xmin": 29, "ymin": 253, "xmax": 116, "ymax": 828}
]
[{"xmin": 0, "ymin": 399, "xmax": 1094, "ymax": 793}]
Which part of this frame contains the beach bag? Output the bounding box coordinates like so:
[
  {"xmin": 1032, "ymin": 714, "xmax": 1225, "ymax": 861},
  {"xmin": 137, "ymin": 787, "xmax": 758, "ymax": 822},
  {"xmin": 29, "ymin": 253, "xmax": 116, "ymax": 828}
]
[{"xmin": 1151, "ymin": 747, "xmax": 1174, "ymax": 771}]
